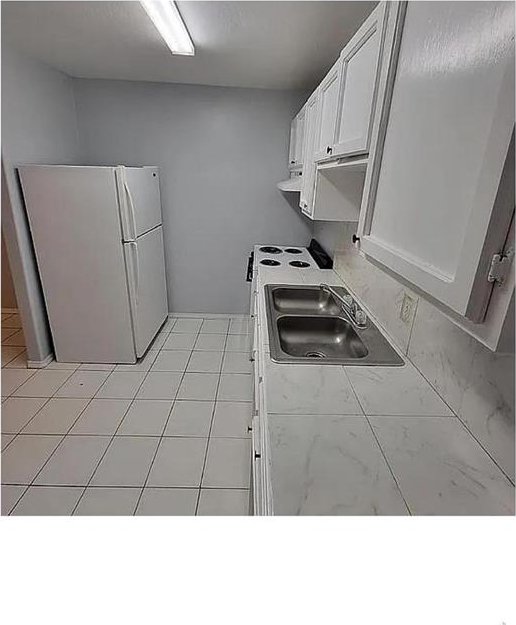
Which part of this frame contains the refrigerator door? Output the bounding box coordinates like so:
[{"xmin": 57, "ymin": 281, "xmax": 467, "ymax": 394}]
[
  {"xmin": 116, "ymin": 166, "xmax": 162, "ymax": 241},
  {"xmin": 123, "ymin": 225, "xmax": 168, "ymax": 357},
  {"xmin": 18, "ymin": 165, "xmax": 137, "ymax": 363}
]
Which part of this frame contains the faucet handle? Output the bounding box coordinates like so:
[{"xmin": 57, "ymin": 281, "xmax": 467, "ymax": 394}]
[
  {"xmin": 355, "ymin": 309, "xmax": 367, "ymax": 327},
  {"xmin": 342, "ymin": 294, "xmax": 353, "ymax": 308}
]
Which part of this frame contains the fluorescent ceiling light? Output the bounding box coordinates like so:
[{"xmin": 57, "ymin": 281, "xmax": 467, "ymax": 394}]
[{"xmin": 140, "ymin": 0, "xmax": 194, "ymax": 56}]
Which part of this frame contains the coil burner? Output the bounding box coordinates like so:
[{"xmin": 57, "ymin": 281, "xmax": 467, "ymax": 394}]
[{"xmin": 259, "ymin": 246, "xmax": 282, "ymax": 254}]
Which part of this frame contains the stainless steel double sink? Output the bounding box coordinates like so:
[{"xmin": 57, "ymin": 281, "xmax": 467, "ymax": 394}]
[{"xmin": 264, "ymin": 285, "xmax": 403, "ymax": 366}]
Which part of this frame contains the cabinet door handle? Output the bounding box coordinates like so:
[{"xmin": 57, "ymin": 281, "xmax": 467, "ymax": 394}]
[
  {"xmin": 352, "ymin": 234, "xmax": 360, "ymax": 244},
  {"xmin": 290, "ymin": 160, "xmax": 295, "ymax": 164},
  {"xmin": 246, "ymin": 253, "xmax": 254, "ymax": 282},
  {"xmin": 326, "ymin": 146, "xmax": 333, "ymax": 154}
]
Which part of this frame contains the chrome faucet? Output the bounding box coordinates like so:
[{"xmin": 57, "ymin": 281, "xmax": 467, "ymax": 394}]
[{"xmin": 320, "ymin": 283, "xmax": 367, "ymax": 328}]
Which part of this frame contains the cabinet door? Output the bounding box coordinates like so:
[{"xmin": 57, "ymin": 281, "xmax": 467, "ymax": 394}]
[
  {"xmin": 358, "ymin": 1, "xmax": 515, "ymax": 322},
  {"xmin": 294, "ymin": 108, "xmax": 305, "ymax": 166},
  {"xmin": 288, "ymin": 118, "xmax": 297, "ymax": 168},
  {"xmin": 299, "ymin": 92, "xmax": 320, "ymax": 218},
  {"xmin": 314, "ymin": 60, "xmax": 342, "ymax": 162},
  {"xmin": 333, "ymin": 3, "xmax": 386, "ymax": 157}
]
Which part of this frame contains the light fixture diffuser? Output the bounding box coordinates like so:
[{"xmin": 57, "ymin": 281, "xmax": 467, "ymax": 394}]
[{"xmin": 140, "ymin": 0, "xmax": 194, "ymax": 56}]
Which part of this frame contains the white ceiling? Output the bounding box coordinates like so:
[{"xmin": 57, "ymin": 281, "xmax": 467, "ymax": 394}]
[{"xmin": 1, "ymin": 1, "xmax": 376, "ymax": 90}]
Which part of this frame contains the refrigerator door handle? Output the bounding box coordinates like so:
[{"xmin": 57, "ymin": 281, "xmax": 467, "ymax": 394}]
[
  {"xmin": 128, "ymin": 241, "xmax": 139, "ymax": 304},
  {"xmin": 123, "ymin": 179, "xmax": 138, "ymax": 241}
]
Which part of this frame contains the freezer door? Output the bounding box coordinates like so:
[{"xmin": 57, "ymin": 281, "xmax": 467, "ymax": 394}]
[
  {"xmin": 124, "ymin": 225, "xmax": 168, "ymax": 357},
  {"xmin": 18, "ymin": 165, "xmax": 137, "ymax": 363},
  {"xmin": 116, "ymin": 166, "xmax": 163, "ymax": 240}
]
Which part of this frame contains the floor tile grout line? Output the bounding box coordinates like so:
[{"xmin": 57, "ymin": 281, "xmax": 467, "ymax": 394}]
[
  {"xmin": 341, "ymin": 366, "xmax": 413, "ymax": 516},
  {"xmin": 66, "ymin": 349, "xmax": 171, "ymax": 516},
  {"xmin": 3, "ymin": 316, "xmax": 249, "ymax": 515},
  {"xmin": 1, "ymin": 347, "xmax": 27, "ymax": 368},
  {"xmin": 141, "ymin": 484, "xmax": 250, "ymax": 490},
  {"xmin": 2, "ymin": 396, "xmax": 54, "ymax": 440},
  {"xmin": 6, "ymin": 369, "xmax": 116, "ymax": 515},
  {"xmin": 9, "ymin": 396, "xmax": 253, "ymax": 406},
  {"xmin": 1, "ymin": 364, "xmax": 38, "ymax": 395},
  {"xmin": 132, "ymin": 380, "xmax": 192, "ymax": 513},
  {"xmin": 70, "ymin": 338, "xmax": 183, "ymax": 515},
  {"xmin": 91, "ymin": 363, "xmax": 135, "ymax": 400},
  {"xmin": 9, "ymin": 432, "xmax": 251, "ymax": 439},
  {"xmin": 71, "ymin": 410, "xmax": 142, "ymax": 513},
  {"xmin": 4, "ymin": 483, "xmax": 251, "ymax": 490},
  {"xmin": 194, "ymin": 324, "xmax": 231, "ymax": 515},
  {"xmin": 1, "ymin": 328, "xmax": 25, "ymax": 346},
  {"xmin": 2, "ymin": 366, "xmax": 80, "ymax": 456},
  {"xmin": 2, "ymin": 328, "xmax": 20, "ymax": 342},
  {"xmin": 132, "ymin": 320, "xmax": 208, "ymax": 515}
]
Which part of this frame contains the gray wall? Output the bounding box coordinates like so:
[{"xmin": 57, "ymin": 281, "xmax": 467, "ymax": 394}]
[
  {"xmin": 73, "ymin": 79, "xmax": 312, "ymax": 313},
  {"xmin": 1, "ymin": 45, "xmax": 80, "ymax": 362},
  {"xmin": 1, "ymin": 231, "xmax": 17, "ymax": 308},
  {"xmin": 312, "ymin": 221, "xmax": 348, "ymax": 259}
]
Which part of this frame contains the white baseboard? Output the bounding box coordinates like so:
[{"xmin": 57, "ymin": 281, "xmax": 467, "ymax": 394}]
[{"xmin": 27, "ymin": 354, "xmax": 54, "ymax": 369}]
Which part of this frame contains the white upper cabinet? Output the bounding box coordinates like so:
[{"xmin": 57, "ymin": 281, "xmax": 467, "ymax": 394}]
[
  {"xmin": 358, "ymin": 1, "xmax": 515, "ymax": 323},
  {"xmin": 332, "ymin": 3, "xmax": 387, "ymax": 158},
  {"xmin": 288, "ymin": 107, "xmax": 306, "ymax": 170},
  {"xmin": 294, "ymin": 108, "xmax": 305, "ymax": 166},
  {"xmin": 299, "ymin": 92, "xmax": 320, "ymax": 217},
  {"xmin": 313, "ymin": 60, "xmax": 342, "ymax": 161},
  {"xmin": 288, "ymin": 119, "xmax": 296, "ymax": 168},
  {"xmin": 295, "ymin": 2, "xmax": 392, "ymax": 220}
]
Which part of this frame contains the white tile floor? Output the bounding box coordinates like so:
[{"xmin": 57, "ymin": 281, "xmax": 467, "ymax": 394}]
[{"xmin": 1, "ymin": 311, "xmax": 252, "ymax": 515}]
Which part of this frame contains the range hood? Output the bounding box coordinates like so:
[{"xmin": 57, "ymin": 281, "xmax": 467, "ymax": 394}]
[{"xmin": 277, "ymin": 176, "xmax": 302, "ymax": 192}]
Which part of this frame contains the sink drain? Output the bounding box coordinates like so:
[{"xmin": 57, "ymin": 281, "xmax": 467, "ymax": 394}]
[{"xmin": 305, "ymin": 351, "xmax": 326, "ymax": 358}]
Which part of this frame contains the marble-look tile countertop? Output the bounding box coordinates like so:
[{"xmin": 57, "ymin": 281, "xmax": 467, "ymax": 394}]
[{"xmin": 255, "ymin": 257, "xmax": 515, "ymax": 516}]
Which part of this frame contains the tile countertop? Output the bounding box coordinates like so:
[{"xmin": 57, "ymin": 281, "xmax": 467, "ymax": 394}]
[{"xmin": 254, "ymin": 257, "xmax": 515, "ymax": 516}]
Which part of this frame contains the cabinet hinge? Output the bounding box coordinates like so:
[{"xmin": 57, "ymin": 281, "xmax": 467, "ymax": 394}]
[{"xmin": 487, "ymin": 249, "xmax": 513, "ymax": 285}]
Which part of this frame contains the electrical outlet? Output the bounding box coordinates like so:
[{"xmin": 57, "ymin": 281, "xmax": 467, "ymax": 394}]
[{"xmin": 399, "ymin": 292, "xmax": 416, "ymax": 325}]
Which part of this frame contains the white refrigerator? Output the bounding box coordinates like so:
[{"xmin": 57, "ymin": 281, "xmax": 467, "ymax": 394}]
[{"xmin": 19, "ymin": 165, "xmax": 169, "ymax": 364}]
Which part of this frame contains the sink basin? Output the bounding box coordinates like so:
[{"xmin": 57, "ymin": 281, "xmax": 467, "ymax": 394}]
[
  {"xmin": 277, "ymin": 316, "xmax": 368, "ymax": 359},
  {"xmin": 272, "ymin": 287, "xmax": 343, "ymax": 315},
  {"xmin": 264, "ymin": 284, "xmax": 404, "ymax": 366}
]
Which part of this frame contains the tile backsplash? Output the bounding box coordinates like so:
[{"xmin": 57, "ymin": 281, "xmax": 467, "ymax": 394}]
[{"xmin": 315, "ymin": 221, "xmax": 515, "ymax": 481}]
